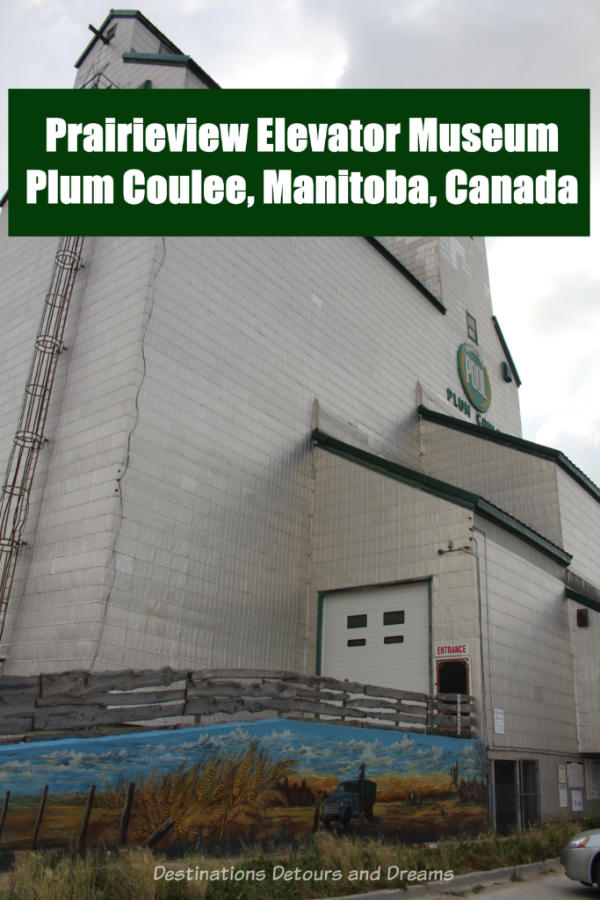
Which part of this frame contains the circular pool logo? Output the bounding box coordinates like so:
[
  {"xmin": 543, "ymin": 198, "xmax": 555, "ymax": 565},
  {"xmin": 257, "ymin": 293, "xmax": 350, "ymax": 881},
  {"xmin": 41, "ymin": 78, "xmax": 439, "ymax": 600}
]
[{"xmin": 457, "ymin": 343, "xmax": 491, "ymax": 412}]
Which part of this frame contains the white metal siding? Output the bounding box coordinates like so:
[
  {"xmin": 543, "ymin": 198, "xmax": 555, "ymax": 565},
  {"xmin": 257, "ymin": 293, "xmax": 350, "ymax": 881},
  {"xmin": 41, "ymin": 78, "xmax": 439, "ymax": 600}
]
[
  {"xmin": 320, "ymin": 582, "xmax": 430, "ymax": 692},
  {"xmin": 421, "ymin": 420, "xmax": 563, "ymax": 547},
  {"xmin": 0, "ymin": 15, "xmax": 522, "ymax": 674}
]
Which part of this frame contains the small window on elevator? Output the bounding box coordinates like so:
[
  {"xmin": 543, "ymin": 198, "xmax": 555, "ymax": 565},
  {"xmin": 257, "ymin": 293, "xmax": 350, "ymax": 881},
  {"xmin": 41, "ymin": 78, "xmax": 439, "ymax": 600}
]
[{"xmin": 467, "ymin": 312, "xmax": 478, "ymax": 344}]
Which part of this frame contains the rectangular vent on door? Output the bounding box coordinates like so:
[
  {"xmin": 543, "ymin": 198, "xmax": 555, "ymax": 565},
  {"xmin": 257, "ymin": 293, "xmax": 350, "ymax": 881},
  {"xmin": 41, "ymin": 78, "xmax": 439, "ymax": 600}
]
[
  {"xmin": 383, "ymin": 610, "xmax": 405, "ymax": 625},
  {"xmin": 347, "ymin": 638, "xmax": 366, "ymax": 647},
  {"xmin": 347, "ymin": 614, "xmax": 367, "ymax": 629},
  {"xmin": 384, "ymin": 635, "xmax": 404, "ymax": 644}
]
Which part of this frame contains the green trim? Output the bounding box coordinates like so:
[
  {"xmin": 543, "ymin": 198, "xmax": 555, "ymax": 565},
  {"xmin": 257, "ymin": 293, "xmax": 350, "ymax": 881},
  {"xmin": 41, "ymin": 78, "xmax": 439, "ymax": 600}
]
[
  {"xmin": 121, "ymin": 52, "xmax": 220, "ymax": 88},
  {"xmin": 476, "ymin": 498, "xmax": 571, "ymax": 565},
  {"xmin": 316, "ymin": 594, "xmax": 324, "ymax": 676},
  {"xmin": 364, "ymin": 238, "xmax": 446, "ymax": 314},
  {"xmin": 76, "ymin": 10, "xmax": 179, "ymax": 68},
  {"xmin": 313, "ymin": 428, "xmax": 572, "ymax": 568},
  {"xmin": 123, "ymin": 52, "xmax": 190, "ymax": 67},
  {"xmin": 492, "ymin": 316, "xmax": 522, "ymax": 386},
  {"xmin": 419, "ymin": 405, "xmax": 600, "ymax": 504},
  {"xmin": 122, "ymin": 50, "xmax": 186, "ymax": 68},
  {"xmin": 75, "ymin": 10, "xmax": 221, "ymax": 89},
  {"xmin": 313, "ymin": 428, "xmax": 475, "ymax": 509},
  {"xmin": 565, "ymin": 587, "xmax": 600, "ymax": 614}
]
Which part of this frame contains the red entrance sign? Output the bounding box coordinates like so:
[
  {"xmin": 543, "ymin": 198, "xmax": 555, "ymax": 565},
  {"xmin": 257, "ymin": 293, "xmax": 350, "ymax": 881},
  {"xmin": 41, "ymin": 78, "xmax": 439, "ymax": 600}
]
[{"xmin": 435, "ymin": 643, "xmax": 467, "ymax": 657}]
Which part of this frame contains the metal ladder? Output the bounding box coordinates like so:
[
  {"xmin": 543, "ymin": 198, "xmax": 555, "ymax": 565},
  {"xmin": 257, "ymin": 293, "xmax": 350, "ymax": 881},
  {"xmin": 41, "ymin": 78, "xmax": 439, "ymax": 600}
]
[{"xmin": 0, "ymin": 235, "xmax": 84, "ymax": 641}]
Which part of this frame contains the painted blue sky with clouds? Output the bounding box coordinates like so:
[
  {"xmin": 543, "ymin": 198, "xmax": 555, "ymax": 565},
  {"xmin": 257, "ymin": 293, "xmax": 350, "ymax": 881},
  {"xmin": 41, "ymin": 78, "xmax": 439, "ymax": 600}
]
[{"xmin": 0, "ymin": 719, "xmax": 484, "ymax": 797}]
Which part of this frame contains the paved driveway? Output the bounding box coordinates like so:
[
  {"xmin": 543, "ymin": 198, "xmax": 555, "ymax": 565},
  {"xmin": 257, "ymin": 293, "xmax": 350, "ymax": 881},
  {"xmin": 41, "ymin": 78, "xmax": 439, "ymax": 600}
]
[
  {"xmin": 330, "ymin": 864, "xmax": 598, "ymax": 900},
  {"xmin": 408, "ymin": 868, "xmax": 596, "ymax": 899}
]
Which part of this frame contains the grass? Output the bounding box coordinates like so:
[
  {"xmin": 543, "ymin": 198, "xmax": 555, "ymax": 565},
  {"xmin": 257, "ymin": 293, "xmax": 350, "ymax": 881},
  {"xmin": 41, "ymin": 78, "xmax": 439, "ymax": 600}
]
[{"xmin": 0, "ymin": 817, "xmax": 598, "ymax": 899}]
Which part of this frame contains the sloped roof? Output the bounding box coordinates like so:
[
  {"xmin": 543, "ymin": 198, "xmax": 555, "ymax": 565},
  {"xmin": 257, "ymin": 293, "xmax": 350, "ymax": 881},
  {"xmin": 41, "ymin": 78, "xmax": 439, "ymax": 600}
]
[
  {"xmin": 419, "ymin": 405, "xmax": 600, "ymax": 504},
  {"xmin": 313, "ymin": 427, "xmax": 572, "ymax": 567},
  {"xmin": 492, "ymin": 316, "xmax": 521, "ymax": 386},
  {"xmin": 74, "ymin": 9, "xmax": 220, "ymax": 89}
]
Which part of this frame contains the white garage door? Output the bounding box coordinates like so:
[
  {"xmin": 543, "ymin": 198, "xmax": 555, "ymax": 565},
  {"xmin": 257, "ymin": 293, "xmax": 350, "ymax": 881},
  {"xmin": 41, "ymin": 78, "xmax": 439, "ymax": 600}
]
[{"xmin": 320, "ymin": 582, "xmax": 431, "ymax": 693}]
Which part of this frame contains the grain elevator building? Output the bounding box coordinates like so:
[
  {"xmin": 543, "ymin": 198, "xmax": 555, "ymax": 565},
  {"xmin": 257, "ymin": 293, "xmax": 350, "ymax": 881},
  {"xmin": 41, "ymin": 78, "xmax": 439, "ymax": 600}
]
[{"xmin": 0, "ymin": 10, "xmax": 599, "ymax": 829}]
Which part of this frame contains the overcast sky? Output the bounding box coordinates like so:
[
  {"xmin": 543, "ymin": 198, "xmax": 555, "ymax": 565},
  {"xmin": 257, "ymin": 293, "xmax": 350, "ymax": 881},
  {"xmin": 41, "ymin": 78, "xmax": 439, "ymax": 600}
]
[{"xmin": 1, "ymin": 0, "xmax": 598, "ymax": 482}]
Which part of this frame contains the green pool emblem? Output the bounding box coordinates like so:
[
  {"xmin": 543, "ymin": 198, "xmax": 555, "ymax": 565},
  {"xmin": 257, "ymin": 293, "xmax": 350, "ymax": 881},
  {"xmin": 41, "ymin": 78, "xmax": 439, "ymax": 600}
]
[{"xmin": 457, "ymin": 343, "xmax": 491, "ymax": 412}]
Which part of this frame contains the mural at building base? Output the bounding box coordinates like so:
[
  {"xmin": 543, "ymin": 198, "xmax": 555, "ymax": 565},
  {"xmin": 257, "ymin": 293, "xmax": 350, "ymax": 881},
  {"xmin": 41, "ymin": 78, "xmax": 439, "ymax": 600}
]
[{"xmin": 0, "ymin": 719, "xmax": 488, "ymax": 850}]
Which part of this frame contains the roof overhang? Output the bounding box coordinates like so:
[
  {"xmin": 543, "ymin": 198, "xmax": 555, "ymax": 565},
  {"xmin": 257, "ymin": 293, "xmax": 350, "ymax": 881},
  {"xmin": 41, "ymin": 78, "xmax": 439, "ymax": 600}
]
[
  {"xmin": 419, "ymin": 405, "xmax": 600, "ymax": 504},
  {"xmin": 313, "ymin": 427, "xmax": 572, "ymax": 567}
]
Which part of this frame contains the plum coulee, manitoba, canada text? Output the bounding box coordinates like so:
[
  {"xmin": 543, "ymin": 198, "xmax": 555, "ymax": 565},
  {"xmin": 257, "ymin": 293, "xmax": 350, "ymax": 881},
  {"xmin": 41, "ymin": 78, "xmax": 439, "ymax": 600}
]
[{"xmin": 24, "ymin": 115, "xmax": 577, "ymax": 208}]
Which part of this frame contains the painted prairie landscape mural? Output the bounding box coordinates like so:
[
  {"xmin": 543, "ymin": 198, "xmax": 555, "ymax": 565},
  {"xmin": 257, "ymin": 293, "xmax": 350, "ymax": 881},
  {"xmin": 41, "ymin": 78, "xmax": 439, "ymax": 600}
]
[{"xmin": 0, "ymin": 719, "xmax": 488, "ymax": 850}]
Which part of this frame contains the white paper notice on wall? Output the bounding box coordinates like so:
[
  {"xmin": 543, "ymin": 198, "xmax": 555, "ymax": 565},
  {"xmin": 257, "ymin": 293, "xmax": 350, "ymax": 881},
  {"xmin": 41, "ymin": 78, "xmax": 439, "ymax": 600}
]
[
  {"xmin": 567, "ymin": 762, "xmax": 585, "ymax": 789},
  {"xmin": 585, "ymin": 759, "xmax": 600, "ymax": 800},
  {"xmin": 493, "ymin": 708, "xmax": 505, "ymax": 734},
  {"xmin": 559, "ymin": 785, "xmax": 568, "ymax": 808},
  {"xmin": 571, "ymin": 790, "xmax": 583, "ymax": 812}
]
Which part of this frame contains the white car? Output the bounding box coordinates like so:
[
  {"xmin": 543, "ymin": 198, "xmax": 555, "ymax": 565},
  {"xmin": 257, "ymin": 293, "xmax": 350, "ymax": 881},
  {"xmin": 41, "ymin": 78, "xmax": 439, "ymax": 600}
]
[{"xmin": 561, "ymin": 828, "xmax": 600, "ymax": 890}]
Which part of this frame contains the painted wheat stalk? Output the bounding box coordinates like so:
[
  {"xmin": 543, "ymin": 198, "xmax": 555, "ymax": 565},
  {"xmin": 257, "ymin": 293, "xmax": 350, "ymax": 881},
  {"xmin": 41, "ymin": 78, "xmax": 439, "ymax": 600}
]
[{"xmin": 98, "ymin": 741, "xmax": 295, "ymax": 845}]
